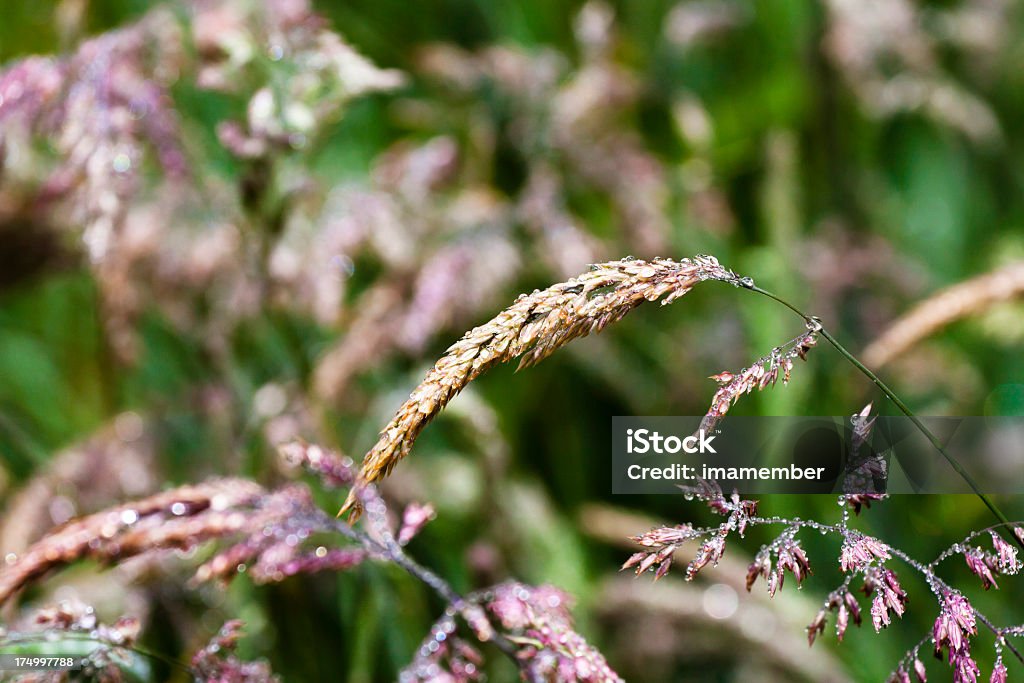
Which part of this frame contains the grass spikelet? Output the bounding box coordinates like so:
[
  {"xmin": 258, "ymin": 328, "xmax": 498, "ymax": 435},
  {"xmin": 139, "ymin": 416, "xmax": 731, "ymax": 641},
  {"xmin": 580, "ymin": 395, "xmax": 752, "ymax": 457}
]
[
  {"xmin": 341, "ymin": 255, "xmax": 745, "ymax": 517},
  {"xmin": 698, "ymin": 323, "xmax": 819, "ymax": 435}
]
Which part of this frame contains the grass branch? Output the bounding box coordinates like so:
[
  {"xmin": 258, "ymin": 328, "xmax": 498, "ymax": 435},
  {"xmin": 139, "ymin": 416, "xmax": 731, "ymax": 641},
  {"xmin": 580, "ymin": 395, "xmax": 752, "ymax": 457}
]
[{"xmin": 743, "ymin": 282, "xmax": 1023, "ymax": 550}]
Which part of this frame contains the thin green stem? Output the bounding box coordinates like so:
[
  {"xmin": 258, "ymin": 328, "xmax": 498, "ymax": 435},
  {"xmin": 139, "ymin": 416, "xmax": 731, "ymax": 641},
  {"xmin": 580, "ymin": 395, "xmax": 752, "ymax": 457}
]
[{"xmin": 743, "ymin": 283, "xmax": 1022, "ymax": 549}]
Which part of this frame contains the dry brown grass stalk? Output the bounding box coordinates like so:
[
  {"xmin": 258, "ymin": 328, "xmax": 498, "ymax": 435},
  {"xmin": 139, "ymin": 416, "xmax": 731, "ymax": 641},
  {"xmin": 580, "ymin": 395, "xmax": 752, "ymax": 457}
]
[
  {"xmin": 0, "ymin": 479, "xmax": 263, "ymax": 605},
  {"xmin": 341, "ymin": 255, "xmax": 744, "ymax": 517},
  {"xmin": 862, "ymin": 260, "xmax": 1024, "ymax": 368}
]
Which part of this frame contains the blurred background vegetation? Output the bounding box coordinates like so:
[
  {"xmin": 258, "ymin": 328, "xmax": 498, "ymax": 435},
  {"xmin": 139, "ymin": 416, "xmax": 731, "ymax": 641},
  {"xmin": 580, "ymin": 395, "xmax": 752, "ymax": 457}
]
[{"xmin": 1, "ymin": 0, "xmax": 1023, "ymax": 680}]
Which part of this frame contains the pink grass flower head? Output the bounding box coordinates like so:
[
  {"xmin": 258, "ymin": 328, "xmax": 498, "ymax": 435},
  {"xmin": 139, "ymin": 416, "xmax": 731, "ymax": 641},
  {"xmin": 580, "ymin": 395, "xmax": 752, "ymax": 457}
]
[
  {"xmin": 989, "ymin": 532, "xmax": 1020, "ymax": 574},
  {"xmin": 840, "ymin": 534, "xmax": 891, "ymax": 572},
  {"xmin": 398, "ymin": 502, "xmax": 437, "ymax": 545},
  {"xmin": 933, "ymin": 591, "xmax": 979, "ymax": 682},
  {"xmin": 963, "ymin": 548, "xmax": 999, "ymax": 590},
  {"xmin": 989, "ymin": 658, "xmax": 1007, "ymax": 683},
  {"xmin": 867, "ymin": 568, "xmax": 907, "ymax": 632}
]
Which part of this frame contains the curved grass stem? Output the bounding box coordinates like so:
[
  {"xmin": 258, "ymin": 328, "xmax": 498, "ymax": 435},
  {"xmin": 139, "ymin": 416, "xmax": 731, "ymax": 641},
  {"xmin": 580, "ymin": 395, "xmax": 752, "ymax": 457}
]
[{"xmin": 743, "ymin": 283, "xmax": 1022, "ymax": 550}]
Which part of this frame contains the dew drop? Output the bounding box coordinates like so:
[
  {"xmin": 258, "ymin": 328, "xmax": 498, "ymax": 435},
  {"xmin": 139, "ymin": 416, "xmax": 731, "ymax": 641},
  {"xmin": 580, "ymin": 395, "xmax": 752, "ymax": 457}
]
[
  {"xmin": 331, "ymin": 254, "xmax": 355, "ymax": 277},
  {"xmin": 112, "ymin": 153, "xmax": 131, "ymax": 173}
]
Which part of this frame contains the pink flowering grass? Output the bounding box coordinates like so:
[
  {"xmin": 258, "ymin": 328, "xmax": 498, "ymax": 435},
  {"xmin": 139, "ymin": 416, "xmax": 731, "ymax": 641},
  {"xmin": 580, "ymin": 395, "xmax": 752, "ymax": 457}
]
[{"xmin": 624, "ymin": 471, "xmax": 1023, "ymax": 682}]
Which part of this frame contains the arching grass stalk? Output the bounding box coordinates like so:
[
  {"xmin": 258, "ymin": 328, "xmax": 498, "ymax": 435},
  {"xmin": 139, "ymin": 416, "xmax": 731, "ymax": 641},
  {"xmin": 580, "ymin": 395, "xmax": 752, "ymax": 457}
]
[{"xmin": 743, "ymin": 282, "xmax": 1022, "ymax": 549}]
